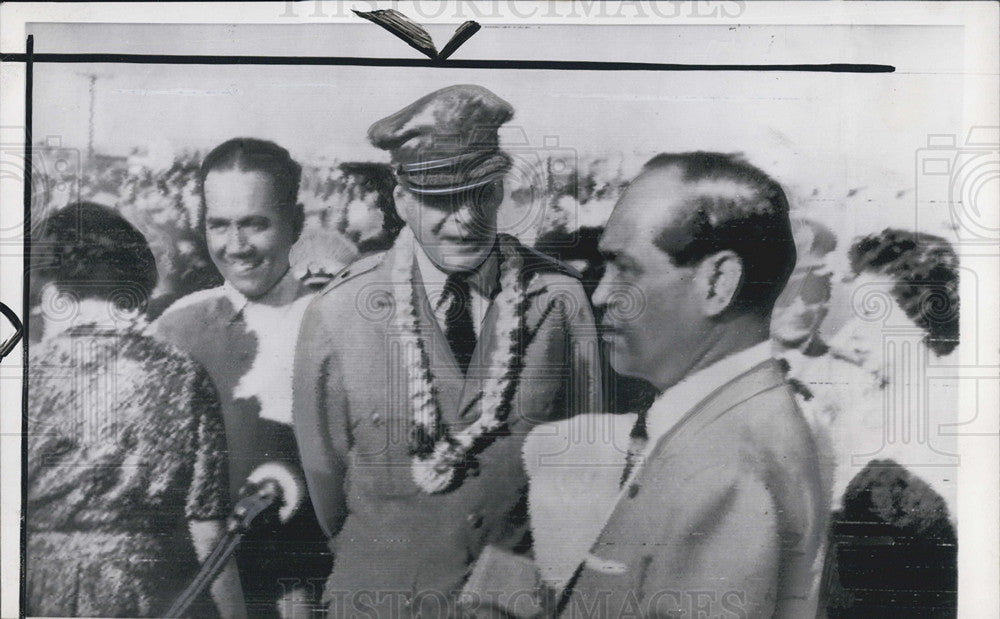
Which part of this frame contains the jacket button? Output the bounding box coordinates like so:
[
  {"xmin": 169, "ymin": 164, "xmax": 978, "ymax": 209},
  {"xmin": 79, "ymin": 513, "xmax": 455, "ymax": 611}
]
[
  {"xmin": 627, "ymin": 483, "xmax": 640, "ymax": 498},
  {"xmin": 467, "ymin": 512, "xmax": 484, "ymax": 528}
]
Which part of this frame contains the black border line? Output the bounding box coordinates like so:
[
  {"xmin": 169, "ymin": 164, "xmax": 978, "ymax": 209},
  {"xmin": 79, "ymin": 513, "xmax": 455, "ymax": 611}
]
[
  {"xmin": 0, "ymin": 53, "xmax": 895, "ymax": 72},
  {"xmin": 20, "ymin": 34, "xmax": 33, "ymax": 619}
]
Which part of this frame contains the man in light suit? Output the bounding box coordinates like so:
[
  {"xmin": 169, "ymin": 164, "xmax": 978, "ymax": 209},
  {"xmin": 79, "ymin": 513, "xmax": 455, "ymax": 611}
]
[
  {"xmin": 293, "ymin": 85, "xmax": 603, "ymax": 616},
  {"xmin": 524, "ymin": 152, "xmax": 825, "ymax": 618}
]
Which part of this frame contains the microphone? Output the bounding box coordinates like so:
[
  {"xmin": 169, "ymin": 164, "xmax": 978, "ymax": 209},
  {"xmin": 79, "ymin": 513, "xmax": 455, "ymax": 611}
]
[
  {"xmin": 163, "ymin": 461, "xmax": 307, "ymax": 618},
  {"xmin": 237, "ymin": 461, "xmax": 305, "ymax": 527}
]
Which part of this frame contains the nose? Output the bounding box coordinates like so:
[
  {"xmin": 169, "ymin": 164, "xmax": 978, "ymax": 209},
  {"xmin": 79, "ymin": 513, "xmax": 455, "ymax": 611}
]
[
  {"xmin": 224, "ymin": 226, "xmax": 250, "ymax": 255},
  {"xmin": 592, "ymin": 274, "xmax": 611, "ymax": 311},
  {"xmin": 434, "ymin": 202, "xmax": 477, "ymax": 236}
]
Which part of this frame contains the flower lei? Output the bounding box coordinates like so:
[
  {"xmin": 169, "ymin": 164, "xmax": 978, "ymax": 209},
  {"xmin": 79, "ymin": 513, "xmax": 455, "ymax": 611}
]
[{"xmin": 391, "ymin": 227, "xmax": 536, "ymax": 493}]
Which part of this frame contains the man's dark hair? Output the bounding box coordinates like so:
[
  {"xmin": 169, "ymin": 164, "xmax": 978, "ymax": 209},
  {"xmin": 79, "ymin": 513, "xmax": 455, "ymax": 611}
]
[
  {"xmin": 849, "ymin": 228, "xmax": 959, "ymax": 357},
  {"xmin": 644, "ymin": 151, "xmax": 797, "ymax": 315},
  {"xmin": 198, "ymin": 137, "xmax": 304, "ymax": 239},
  {"xmin": 36, "ymin": 201, "xmax": 158, "ymax": 307}
]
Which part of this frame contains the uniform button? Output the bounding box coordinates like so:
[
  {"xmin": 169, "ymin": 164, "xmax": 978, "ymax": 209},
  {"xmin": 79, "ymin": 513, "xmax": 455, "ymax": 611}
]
[
  {"xmin": 467, "ymin": 512, "xmax": 484, "ymax": 528},
  {"xmin": 371, "ymin": 413, "xmax": 383, "ymax": 426},
  {"xmin": 627, "ymin": 483, "xmax": 640, "ymax": 499}
]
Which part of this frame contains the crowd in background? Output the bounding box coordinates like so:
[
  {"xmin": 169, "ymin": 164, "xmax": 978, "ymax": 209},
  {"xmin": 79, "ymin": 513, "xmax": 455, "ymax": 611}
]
[{"xmin": 29, "ymin": 143, "xmax": 961, "ymax": 615}]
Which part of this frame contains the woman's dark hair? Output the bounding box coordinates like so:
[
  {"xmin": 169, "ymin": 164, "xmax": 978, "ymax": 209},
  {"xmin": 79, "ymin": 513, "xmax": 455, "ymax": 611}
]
[
  {"xmin": 849, "ymin": 228, "xmax": 959, "ymax": 357},
  {"xmin": 36, "ymin": 201, "xmax": 158, "ymax": 307},
  {"xmin": 198, "ymin": 137, "xmax": 304, "ymax": 239}
]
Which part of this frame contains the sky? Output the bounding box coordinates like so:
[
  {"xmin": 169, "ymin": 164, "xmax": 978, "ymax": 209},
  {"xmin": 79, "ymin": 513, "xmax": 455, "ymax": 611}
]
[{"xmin": 29, "ymin": 21, "xmax": 970, "ymax": 241}]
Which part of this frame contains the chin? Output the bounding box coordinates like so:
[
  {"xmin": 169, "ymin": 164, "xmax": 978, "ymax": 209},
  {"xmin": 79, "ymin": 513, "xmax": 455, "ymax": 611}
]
[
  {"xmin": 608, "ymin": 351, "xmax": 641, "ymax": 381},
  {"xmin": 228, "ymin": 275, "xmax": 275, "ymax": 299},
  {"xmin": 773, "ymin": 331, "xmax": 810, "ymax": 350},
  {"xmin": 234, "ymin": 283, "xmax": 266, "ymax": 299},
  {"xmin": 430, "ymin": 246, "xmax": 492, "ymax": 272}
]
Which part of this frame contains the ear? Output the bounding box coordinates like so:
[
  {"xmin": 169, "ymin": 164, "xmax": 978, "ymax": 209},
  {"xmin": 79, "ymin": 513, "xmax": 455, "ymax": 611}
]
[
  {"xmin": 393, "ymin": 185, "xmax": 414, "ymax": 225},
  {"xmin": 477, "ymin": 179, "xmax": 505, "ymax": 215},
  {"xmin": 696, "ymin": 250, "xmax": 744, "ymax": 317},
  {"xmin": 492, "ymin": 179, "xmax": 505, "ymax": 202},
  {"xmin": 292, "ymin": 202, "xmax": 306, "ymax": 241}
]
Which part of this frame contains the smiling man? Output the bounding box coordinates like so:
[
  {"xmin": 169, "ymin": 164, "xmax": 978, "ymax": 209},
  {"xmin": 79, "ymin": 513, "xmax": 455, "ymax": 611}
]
[
  {"xmin": 153, "ymin": 138, "xmax": 330, "ymax": 617},
  {"xmin": 292, "ymin": 85, "xmax": 602, "ymax": 617}
]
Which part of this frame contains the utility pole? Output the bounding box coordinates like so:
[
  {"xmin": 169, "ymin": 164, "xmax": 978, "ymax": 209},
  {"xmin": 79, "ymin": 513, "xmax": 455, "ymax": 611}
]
[{"xmin": 76, "ymin": 72, "xmax": 110, "ymax": 162}]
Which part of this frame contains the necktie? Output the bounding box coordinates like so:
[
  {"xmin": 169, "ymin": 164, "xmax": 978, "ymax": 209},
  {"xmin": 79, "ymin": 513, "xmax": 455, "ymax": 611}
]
[
  {"xmin": 620, "ymin": 410, "xmax": 649, "ymax": 488},
  {"xmin": 439, "ymin": 272, "xmax": 477, "ymax": 374}
]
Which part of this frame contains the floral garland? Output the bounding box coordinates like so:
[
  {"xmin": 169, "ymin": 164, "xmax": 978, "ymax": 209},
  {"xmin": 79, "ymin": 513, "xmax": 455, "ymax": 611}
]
[{"xmin": 391, "ymin": 226, "xmax": 536, "ymax": 493}]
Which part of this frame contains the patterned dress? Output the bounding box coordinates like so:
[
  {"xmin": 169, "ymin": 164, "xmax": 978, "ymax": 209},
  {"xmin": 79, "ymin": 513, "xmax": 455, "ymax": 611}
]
[{"xmin": 26, "ymin": 324, "xmax": 230, "ymax": 617}]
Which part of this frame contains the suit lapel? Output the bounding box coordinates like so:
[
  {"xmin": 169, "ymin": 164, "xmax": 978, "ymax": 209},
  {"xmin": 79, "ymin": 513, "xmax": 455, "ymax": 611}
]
[
  {"xmin": 654, "ymin": 359, "xmax": 786, "ymax": 451},
  {"xmin": 589, "ymin": 360, "xmax": 788, "ymax": 561}
]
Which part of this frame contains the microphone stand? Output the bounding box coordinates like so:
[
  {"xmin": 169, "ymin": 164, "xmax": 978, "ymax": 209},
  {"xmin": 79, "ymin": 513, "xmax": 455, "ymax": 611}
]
[{"xmin": 163, "ymin": 481, "xmax": 282, "ymax": 618}]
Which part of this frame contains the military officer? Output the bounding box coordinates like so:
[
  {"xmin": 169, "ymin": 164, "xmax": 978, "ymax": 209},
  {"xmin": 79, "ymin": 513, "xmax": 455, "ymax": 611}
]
[{"xmin": 292, "ymin": 84, "xmax": 603, "ymax": 616}]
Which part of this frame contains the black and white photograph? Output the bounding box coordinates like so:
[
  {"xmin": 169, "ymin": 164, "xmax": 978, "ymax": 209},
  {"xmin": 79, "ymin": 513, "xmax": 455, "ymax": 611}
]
[{"xmin": 1, "ymin": 2, "xmax": 998, "ymax": 617}]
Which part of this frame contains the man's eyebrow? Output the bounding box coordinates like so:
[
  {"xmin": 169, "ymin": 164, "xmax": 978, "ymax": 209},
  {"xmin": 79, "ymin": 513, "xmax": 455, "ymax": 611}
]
[
  {"xmin": 618, "ymin": 254, "xmax": 642, "ymax": 271},
  {"xmin": 600, "ymin": 248, "xmax": 640, "ymax": 270}
]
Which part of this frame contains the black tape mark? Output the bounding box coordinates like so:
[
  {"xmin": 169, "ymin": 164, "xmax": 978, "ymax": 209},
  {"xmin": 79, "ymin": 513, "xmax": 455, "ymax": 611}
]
[{"xmin": 0, "ymin": 302, "xmax": 23, "ymax": 361}]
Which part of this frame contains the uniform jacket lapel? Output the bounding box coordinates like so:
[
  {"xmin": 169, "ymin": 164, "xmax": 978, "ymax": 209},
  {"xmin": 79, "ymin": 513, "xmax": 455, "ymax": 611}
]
[
  {"xmin": 405, "ymin": 249, "xmax": 465, "ymax": 424},
  {"xmin": 456, "ymin": 296, "xmax": 498, "ymax": 420},
  {"xmin": 454, "ymin": 242, "xmax": 545, "ymax": 424}
]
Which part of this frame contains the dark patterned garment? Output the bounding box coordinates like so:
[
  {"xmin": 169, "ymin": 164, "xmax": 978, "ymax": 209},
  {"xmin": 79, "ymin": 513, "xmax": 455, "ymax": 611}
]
[{"xmin": 26, "ymin": 324, "xmax": 230, "ymax": 618}]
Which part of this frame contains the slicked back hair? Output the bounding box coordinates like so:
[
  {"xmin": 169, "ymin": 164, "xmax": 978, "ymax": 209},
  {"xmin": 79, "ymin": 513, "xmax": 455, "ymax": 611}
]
[
  {"xmin": 644, "ymin": 152, "xmax": 797, "ymax": 316},
  {"xmin": 198, "ymin": 137, "xmax": 304, "ymax": 240}
]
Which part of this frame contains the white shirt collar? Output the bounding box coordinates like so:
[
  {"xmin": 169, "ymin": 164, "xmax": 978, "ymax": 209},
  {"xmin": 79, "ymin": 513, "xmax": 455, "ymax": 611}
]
[
  {"xmin": 413, "ymin": 243, "xmax": 498, "ymax": 336},
  {"xmin": 224, "ymin": 269, "xmax": 313, "ymax": 426},
  {"xmin": 221, "ymin": 267, "xmax": 303, "ymax": 316},
  {"xmin": 644, "ymin": 340, "xmax": 774, "ymax": 451}
]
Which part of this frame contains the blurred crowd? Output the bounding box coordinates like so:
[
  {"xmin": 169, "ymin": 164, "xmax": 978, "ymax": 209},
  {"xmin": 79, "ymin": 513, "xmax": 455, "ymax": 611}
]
[
  {"xmin": 32, "ymin": 149, "xmax": 632, "ymax": 315},
  {"xmin": 33, "ymin": 146, "xmax": 961, "ymax": 531},
  {"xmin": 28, "ymin": 142, "xmax": 962, "ymax": 615}
]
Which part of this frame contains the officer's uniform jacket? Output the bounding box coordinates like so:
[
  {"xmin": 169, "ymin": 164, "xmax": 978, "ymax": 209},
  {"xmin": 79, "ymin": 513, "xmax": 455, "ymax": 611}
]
[{"xmin": 292, "ymin": 239, "xmax": 603, "ymax": 614}]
